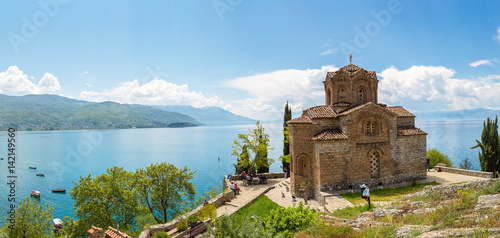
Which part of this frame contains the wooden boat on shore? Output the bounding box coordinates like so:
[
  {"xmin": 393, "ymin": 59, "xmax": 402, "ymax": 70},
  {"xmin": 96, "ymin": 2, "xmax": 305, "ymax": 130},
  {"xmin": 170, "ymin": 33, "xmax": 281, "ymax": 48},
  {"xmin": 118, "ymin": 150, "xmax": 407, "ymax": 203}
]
[
  {"xmin": 29, "ymin": 166, "xmax": 37, "ymax": 169},
  {"xmin": 31, "ymin": 190, "xmax": 41, "ymax": 197},
  {"xmin": 52, "ymin": 189, "xmax": 66, "ymax": 193},
  {"xmin": 36, "ymin": 173, "xmax": 45, "ymax": 176}
]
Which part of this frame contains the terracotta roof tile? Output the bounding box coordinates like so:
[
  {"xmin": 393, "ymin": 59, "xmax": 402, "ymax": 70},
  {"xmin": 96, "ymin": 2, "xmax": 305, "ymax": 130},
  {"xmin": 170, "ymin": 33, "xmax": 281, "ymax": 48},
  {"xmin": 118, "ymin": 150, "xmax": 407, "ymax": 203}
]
[
  {"xmin": 104, "ymin": 226, "xmax": 131, "ymax": 238},
  {"xmin": 398, "ymin": 128, "xmax": 427, "ymax": 136},
  {"xmin": 386, "ymin": 106, "xmax": 415, "ymax": 117},
  {"xmin": 87, "ymin": 226, "xmax": 102, "ymax": 234},
  {"xmin": 287, "ymin": 115, "xmax": 312, "ymax": 124},
  {"xmin": 305, "ymin": 105, "xmax": 338, "ymax": 119},
  {"xmin": 312, "ymin": 130, "xmax": 348, "ymax": 141},
  {"xmin": 338, "ymin": 102, "xmax": 372, "ymax": 115}
]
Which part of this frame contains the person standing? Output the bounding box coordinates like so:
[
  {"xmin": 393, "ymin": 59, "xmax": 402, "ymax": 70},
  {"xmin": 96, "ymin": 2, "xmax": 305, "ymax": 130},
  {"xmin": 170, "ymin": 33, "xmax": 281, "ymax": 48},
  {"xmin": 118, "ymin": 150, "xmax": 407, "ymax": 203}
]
[
  {"xmin": 284, "ymin": 168, "xmax": 288, "ymax": 179},
  {"xmin": 426, "ymin": 156, "xmax": 430, "ymax": 172}
]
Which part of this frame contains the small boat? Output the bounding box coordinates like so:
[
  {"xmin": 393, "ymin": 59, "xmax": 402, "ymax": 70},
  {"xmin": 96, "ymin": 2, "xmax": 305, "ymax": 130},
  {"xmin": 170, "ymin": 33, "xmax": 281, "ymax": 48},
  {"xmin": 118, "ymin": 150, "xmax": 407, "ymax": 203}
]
[
  {"xmin": 52, "ymin": 189, "xmax": 66, "ymax": 193},
  {"xmin": 36, "ymin": 173, "xmax": 45, "ymax": 176},
  {"xmin": 31, "ymin": 190, "xmax": 41, "ymax": 197},
  {"xmin": 29, "ymin": 166, "xmax": 37, "ymax": 169},
  {"xmin": 53, "ymin": 218, "xmax": 63, "ymax": 232}
]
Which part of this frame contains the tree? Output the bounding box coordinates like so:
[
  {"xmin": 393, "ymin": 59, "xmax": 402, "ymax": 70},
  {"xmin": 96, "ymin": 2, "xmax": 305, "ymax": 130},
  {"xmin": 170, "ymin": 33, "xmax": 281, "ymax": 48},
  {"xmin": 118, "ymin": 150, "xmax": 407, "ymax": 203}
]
[
  {"xmin": 459, "ymin": 158, "xmax": 473, "ymax": 170},
  {"xmin": 427, "ymin": 148, "xmax": 453, "ymax": 168},
  {"xmin": 279, "ymin": 127, "xmax": 290, "ymax": 170},
  {"xmin": 471, "ymin": 116, "xmax": 500, "ymax": 174},
  {"xmin": 134, "ymin": 162, "xmax": 196, "ymax": 224},
  {"xmin": 232, "ymin": 121, "xmax": 275, "ymax": 174},
  {"xmin": 234, "ymin": 145, "xmax": 251, "ymax": 174},
  {"xmin": 280, "ymin": 102, "xmax": 292, "ymax": 170},
  {"xmin": 70, "ymin": 166, "xmax": 145, "ymax": 237},
  {"xmin": 6, "ymin": 197, "xmax": 54, "ymax": 238}
]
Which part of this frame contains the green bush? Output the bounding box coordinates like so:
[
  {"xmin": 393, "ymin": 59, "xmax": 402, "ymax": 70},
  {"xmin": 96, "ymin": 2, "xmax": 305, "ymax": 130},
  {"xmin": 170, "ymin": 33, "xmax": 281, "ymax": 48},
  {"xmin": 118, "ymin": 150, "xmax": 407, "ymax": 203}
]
[
  {"xmin": 427, "ymin": 148, "xmax": 453, "ymax": 168},
  {"xmin": 153, "ymin": 231, "xmax": 170, "ymax": 238},
  {"xmin": 176, "ymin": 219, "xmax": 188, "ymax": 231},
  {"xmin": 197, "ymin": 204, "xmax": 217, "ymax": 220},
  {"xmin": 187, "ymin": 214, "xmax": 198, "ymax": 226},
  {"xmin": 263, "ymin": 202, "xmax": 317, "ymax": 237},
  {"xmin": 207, "ymin": 215, "xmax": 274, "ymax": 238}
]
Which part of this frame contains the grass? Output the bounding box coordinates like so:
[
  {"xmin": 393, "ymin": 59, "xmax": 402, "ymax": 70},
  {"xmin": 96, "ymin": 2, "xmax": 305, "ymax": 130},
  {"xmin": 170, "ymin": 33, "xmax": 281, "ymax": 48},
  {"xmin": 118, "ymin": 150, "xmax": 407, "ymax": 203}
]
[
  {"xmin": 332, "ymin": 204, "xmax": 374, "ymax": 219},
  {"xmin": 340, "ymin": 182, "xmax": 439, "ymax": 205},
  {"xmin": 231, "ymin": 195, "xmax": 280, "ymax": 224}
]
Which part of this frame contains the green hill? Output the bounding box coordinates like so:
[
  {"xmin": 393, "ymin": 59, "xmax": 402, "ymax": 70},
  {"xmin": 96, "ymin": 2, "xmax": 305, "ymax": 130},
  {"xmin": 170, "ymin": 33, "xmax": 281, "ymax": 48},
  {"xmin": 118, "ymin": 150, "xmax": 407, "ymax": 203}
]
[
  {"xmin": 154, "ymin": 105, "xmax": 257, "ymax": 125},
  {"xmin": 0, "ymin": 94, "xmax": 200, "ymax": 130}
]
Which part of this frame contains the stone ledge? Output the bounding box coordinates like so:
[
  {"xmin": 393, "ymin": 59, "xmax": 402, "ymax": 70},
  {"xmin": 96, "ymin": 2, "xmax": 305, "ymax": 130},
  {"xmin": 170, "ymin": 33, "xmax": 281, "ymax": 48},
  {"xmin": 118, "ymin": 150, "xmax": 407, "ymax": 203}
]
[{"xmin": 434, "ymin": 164, "xmax": 493, "ymax": 178}]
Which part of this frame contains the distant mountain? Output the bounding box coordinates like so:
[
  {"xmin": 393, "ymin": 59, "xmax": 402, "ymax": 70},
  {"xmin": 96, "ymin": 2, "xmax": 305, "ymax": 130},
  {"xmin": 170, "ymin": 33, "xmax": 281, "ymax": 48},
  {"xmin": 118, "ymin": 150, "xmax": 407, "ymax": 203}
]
[
  {"xmin": 414, "ymin": 108, "xmax": 500, "ymax": 121},
  {"xmin": 0, "ymin": 94, "xmax": 200, "ymax": 130},
  {"xmin": 154, "ymin": 105, "xmax": 257, "ymax": 125}
]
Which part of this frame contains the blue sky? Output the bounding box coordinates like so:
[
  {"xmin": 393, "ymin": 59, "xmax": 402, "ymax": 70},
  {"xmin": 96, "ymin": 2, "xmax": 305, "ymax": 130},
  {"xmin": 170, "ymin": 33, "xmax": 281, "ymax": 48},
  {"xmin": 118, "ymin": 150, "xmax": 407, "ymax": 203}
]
[{"xmin": 1, "ymin": 0, "xmax": 499, "ymax": 120}]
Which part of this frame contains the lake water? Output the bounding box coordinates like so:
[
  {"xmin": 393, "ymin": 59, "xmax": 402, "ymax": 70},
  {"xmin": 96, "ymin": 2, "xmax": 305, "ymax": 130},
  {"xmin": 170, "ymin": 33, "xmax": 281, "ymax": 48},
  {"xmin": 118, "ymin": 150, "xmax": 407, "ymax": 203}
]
[{"xmin": 0, "ymin": 120, "xmax": 486, "ymax": 224}]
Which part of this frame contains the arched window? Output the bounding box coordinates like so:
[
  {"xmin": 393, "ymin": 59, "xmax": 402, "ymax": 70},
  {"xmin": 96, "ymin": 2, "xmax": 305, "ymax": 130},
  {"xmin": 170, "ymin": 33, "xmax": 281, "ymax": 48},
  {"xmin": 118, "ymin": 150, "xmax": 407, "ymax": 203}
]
[
  {"xmin": 297, "ymin": 155, "xmax": 310, "ymax": 177},
  {"xmin": 370, "ymin": 151, "xmax": 380, "ymax": 178},
  {"xmin": 366, "ymin": 121, "xmax": 378, "ymax": 134},
  {"xmin": 358, "ymin": 89, "xmax": 364, "ymax": 104}
]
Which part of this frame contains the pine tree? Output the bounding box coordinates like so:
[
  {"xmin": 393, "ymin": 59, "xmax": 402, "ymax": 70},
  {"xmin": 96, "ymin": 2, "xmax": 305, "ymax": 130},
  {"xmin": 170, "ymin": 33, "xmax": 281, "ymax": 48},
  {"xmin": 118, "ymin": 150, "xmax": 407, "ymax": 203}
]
[
  {"xmin": 280, "ymin": 102, "xmax": 292, "ymax": 170},
  {"xmin": 471, "ymin": 116, "xmax": 500, "ymax": 175}
]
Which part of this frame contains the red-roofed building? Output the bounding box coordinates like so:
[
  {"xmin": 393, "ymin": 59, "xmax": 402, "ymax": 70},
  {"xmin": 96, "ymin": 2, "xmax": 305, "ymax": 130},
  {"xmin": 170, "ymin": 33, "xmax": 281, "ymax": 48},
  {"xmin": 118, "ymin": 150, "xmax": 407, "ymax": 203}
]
[
  {"xmin": 287, "ymin": 63, "xmax": 427, "ymax": 200},
  {"xmin": 87, "ymin": 226, "xmax": 131, "ymax": 238}
]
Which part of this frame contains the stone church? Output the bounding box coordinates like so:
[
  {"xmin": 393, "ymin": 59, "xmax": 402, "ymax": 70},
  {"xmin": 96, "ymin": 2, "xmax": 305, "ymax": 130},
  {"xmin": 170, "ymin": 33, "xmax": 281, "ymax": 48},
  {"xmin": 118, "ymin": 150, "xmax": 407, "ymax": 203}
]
[{"xmin": 286, "ymin": 63, "xmax": 427, "ymax": 200}]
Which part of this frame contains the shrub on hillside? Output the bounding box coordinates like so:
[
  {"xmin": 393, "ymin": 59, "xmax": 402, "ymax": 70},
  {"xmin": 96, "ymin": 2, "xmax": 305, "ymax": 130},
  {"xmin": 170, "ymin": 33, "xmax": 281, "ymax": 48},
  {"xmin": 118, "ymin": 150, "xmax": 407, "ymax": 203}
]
[
  {"xmin": 197, "ymin": 204, "xmax": 217, "ymax": 220},
  {"xmin": 263, "ymin": 202, "xmax": 317, "ymax": 237},
  {"xmin": 153, "ymin": 231, "xmax": 170, "ymax": 238},
  {"xmin": 176, "ymin": 219, "xmax": 188, "ymax": 231},
  {"xmin": 207, "ymin": 215, "xmax": 275, "ymax": 238},
  {"xmin": 427, "ymin": 148, "xmax": 453, "ymax": 168}
]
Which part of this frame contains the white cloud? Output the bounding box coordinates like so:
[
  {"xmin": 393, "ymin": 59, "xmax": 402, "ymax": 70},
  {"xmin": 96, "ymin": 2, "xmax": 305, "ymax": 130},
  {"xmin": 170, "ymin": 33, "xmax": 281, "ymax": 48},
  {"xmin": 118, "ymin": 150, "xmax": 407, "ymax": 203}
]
[
  {"xmin": 80, "ymin": 78, "xmax": 224, "ymax": 108},
  {"xmin": 496, "ymin": 27, "xmax": 500, "ymax": 43},
  {"xmin": 469, "ymin": 59, "xmax": 491, "ymax": 68},
  {"xmin": 223, "ymin": 65, "xmax": 337, "ymax": 119},
  {"xmin": 0, "ymin": 66, "xmax": 61, "ymax": 95},
  {"xmin": 378, "ymin": 65, "xmax": 500, "ymax": 112},
  {"xmin": 85, "ymin": 83, "xmax": 93, "ymax": 87},
  {"xmin": 320, "ymin": 49, "xmax": 337, "ymax": 56},
  {"xmin": 81, "ymin": 71, "xmax": 88, "ymax": 75}
]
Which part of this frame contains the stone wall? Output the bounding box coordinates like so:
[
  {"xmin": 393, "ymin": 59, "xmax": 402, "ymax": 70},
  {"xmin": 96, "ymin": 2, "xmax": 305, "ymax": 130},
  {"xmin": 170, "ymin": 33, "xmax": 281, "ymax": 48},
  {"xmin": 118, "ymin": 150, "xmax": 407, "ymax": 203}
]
[
  {"xmin": 289, "ymin": 123, "xmax": 314, "ymax": 196},
  {"xmin": 434, "ymin": 163, "xmax": 493, "ymax": 178},
  {"xmin": 397, "ymin": 117, "xmax": 415, "ymax": 127},
  {"xmin": 230, "ymin": 172, "xmax": 285, "ymax": 181}
]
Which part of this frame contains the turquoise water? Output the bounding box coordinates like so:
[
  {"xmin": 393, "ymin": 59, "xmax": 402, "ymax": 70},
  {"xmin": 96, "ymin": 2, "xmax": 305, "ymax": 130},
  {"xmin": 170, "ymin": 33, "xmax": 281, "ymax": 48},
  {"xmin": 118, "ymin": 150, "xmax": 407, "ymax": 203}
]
[
  {"xmin": 0, "ymin": 120, "xmax": 486, "ymax": 224},
  {"xmin": 0, "ymin": 123, "xmax": 286, "ymax": 224},
  {"xmin": 417, "ymin": 119, "xmax": 483, "ymax": 170}
]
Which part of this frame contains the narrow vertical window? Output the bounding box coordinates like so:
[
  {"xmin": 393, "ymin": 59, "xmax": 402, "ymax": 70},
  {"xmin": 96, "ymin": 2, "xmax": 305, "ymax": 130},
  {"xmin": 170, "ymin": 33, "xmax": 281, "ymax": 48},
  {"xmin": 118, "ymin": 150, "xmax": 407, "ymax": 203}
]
[
  {"xmin": 370, "ymin": 151, "xmax": 380, "ymax": 177},
  {"xmin": 358, "ymin": 89, "xmax": 364, "ymax": 104}
]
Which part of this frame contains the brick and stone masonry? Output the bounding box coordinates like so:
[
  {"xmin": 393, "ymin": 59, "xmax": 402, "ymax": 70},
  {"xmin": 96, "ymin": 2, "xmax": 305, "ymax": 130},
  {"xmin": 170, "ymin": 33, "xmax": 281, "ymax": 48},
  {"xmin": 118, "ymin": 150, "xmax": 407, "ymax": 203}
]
[{"xmin": 287, "ymin": 63, "xmax": 427, "ymax": 199}]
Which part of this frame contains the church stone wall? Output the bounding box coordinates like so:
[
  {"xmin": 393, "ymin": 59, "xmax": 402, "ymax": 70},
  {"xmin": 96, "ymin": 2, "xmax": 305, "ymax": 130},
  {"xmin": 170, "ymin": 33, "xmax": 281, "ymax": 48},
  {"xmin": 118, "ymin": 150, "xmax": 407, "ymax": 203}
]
[
  {"xmin": 396, "ymin": 134, "xmax": 427, "ymax": 181},
  {"xmin": 312, "ymin": 118, "xmax": 339, "ymax": 132},
  {"xmin": 397, "ymin": 117, "xmax": 415, "ymax": 127},
  {"xmin": 289, "ymin": 124, "xmax": 314, "ymax": 196}
]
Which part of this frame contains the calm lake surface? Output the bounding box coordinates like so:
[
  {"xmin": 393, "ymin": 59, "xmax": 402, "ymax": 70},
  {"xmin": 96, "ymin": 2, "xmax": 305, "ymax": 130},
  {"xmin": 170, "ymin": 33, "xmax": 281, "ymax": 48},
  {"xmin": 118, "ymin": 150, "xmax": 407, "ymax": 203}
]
[{"xmin": 0, "ymin": 120, "xmax": 485, "ymax": 224}]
